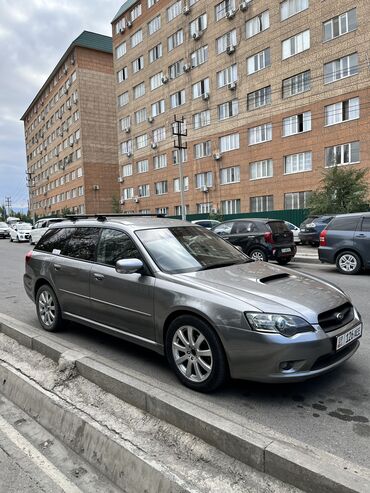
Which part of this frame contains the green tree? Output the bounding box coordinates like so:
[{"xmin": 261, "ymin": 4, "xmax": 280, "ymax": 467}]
[
  {"xmin": 307, "ymin": 166, "xmax": 369, "ymax": 214},
  {"xmin": 111, "ymin": 194, "xmax": 121, "ymax": 213}
]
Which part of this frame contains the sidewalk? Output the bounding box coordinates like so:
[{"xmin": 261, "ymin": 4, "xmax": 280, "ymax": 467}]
[{"xmin": 294, "ymin": 245, "xmax": 319, "ymax": 264}]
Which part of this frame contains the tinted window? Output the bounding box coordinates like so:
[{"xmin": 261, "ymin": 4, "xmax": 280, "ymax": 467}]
[
  {"xmin": 320, "ymin": 216, "xmax": 334, "ymax": 224},
  {"xmin": 213, "ymin": 222, "xmax": 234, "ymax": 234},
  {"xmin": 300, "ymin": 216, "xmax": 319, "ymax": 227},
  {"xmin": 36, "ymin": 227, "xmax": 76, "ymax": 253},
  {"xmin": 361, "ymin": 218, "xmax": 370, "ymax": 232},
  {"xmin": 268, "ymin": 221, "xmax": 289, "ymax": 234},
  {"xmin": 232, "ymin": 222, "xmax": 258, "ymax": 234},
  {"xmin": 327, "ymin": 216, "xmax": 359, "ymax": 231},
  {"xmin": 63, "ymin": 227, "xmax": 100, "ymax": 261},
  {"xmin": 197, "ymin": 221, "xmax": 211, "ymax": 228},
  {"xmin": 97, "ymin": 229, "xmax": 142, "ymax": 266}
]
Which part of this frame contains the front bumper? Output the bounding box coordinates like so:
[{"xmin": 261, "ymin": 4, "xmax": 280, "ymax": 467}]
[{"xmin": 223, "ymin": 313, "xmax": 362, "ymax": 382}]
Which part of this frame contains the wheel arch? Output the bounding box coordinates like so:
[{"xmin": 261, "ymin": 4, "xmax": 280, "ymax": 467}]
[{"xmin": 335, "ymin": 248, "xmax": 363, "ymax": 266}]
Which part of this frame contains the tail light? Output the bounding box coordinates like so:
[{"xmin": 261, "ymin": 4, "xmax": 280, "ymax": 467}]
[
  {"xmin": 25, "ymin": 250, "xmax": 33, "ymax": 264},
  {"xmin": 320, "ymin": 229, "xmax": 327, "ymax": 246},
  {"xmin": 264, "ymin": 232, "xmax": 274, "ymax": 244}
]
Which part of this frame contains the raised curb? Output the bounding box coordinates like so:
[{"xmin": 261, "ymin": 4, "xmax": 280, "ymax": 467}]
[{"xmin": 1, "ymin": 313, "xmax": 370, "ymax": 493}]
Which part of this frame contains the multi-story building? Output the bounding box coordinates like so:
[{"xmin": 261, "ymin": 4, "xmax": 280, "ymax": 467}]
[
  {"xmin": 22, "ymin": 31, "xmax": 119, "ymax": 218},
  {"xmin": 112, "ymin": 0, "xmax": 370, "ymax": 216}
]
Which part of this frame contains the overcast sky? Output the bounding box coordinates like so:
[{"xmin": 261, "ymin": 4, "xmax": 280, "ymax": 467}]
[{"xmin": 0, "ymin": 0, "xmax": 124, "ymax": 212}]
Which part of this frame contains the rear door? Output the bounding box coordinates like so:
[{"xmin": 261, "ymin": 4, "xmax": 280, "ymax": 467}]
[
  {"xmin": 325, "ymin": 216, "xmax": 358, "ymax": 249},
  {"xmin": 267, "ymin": 221, "xmax": 293, "ymax": 246},
  {"xmin": 356, "ymin": 217, "xmax": 370, "ymax": 267},
  {"xmin": 228, "ymin": 221, "xmax": 261, "ymax": 251}
]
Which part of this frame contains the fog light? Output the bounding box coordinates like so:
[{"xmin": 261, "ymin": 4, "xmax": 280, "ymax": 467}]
[{"xmin": 280, "ymin": 361, "xmax": 292, "ymax": 371}]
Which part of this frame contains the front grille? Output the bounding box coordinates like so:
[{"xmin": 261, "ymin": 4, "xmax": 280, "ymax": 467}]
[
  {"xmin": 311, "ymin": 340, "xmax": 359, "ymax": 371},
  {"xmin": 318, "ymin": 302, "xmax": 354, "ymax": 333}
]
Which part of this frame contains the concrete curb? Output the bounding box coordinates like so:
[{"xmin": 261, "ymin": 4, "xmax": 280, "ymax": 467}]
[{"xmin": 1, "ymin": 313, "xmax": 370, "ymax": 493}]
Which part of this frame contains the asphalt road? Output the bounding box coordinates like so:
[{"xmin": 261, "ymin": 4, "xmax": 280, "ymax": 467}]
[{"xmin": 0, "ymin": 239, "xmax": 369, "ymax": 468}]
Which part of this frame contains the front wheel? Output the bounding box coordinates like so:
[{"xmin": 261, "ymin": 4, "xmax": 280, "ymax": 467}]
[
  {"xmin": 249, "ymin": 248, "xmax": 268, "ymax": 262},
  {"xmin": 165, "ymin": 315, "xmax": 228, "ymax": 392},
  {"xmin": 36, "ymin": 285, "xmax": 63, "ymax": 332},
  {"xmin": 336, "ymin": 251, "xmax": 362, "ymax": 275}
]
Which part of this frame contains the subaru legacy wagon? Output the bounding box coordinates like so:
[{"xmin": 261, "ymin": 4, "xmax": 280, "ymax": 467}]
[{"xmin": 24, "ymin": 215, "xmax": 362, "ymax": 392}]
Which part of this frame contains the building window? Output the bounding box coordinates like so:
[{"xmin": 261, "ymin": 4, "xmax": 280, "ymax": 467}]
[
  {"xmin": 174, "ymin": 205, "xmax": 188, "ymax": 216},
  {"xmin": 170, "ymin": 90, "xmax": 186, "ymax": 108},
  {"xmin": 120, "ymin": 140, "xmax": 132, "ymax": 155},
  {"xmin": 156, "ymin": 207, "xmax": 168, "ymax": 215},
  {"xmin": 216, "ymin": 30, "xmax": 237, "ymax": 54},
  {"xmin": 131, "ymin": 4, "xmax": 142, "ymax": 21},
  {"xmin": 131, "ymin": 29, "xmax": 143, "ymax": 48},
  {"xmin": 215, "ymin": 0, "xmax": 236, "ymax": 21},
  {"xmin": 135, "ymin": 107, "xmax": 147, "ymax": 124},
  {"xmin": 149, "ymin": 43, "xmax": 162, "ymax": 63},
  {"xmin": 196, "ymin": 172, "xmax": 213, "ymax": 189},
  {"xmin": 193, "ymin": 110, "xmax": 210, "ymax": 129},
  {"xmin": 155, "ymin": 181, "xmax": 168, "ymax": 195},
  {"xmin": 250, "ymin": 159, "xmax": 273, "ymax": 180},
  {"xmin": 247, "ymin": 48, "xmax": 270, "ymax": 75},
  {"xmin": 324, "ymin": 53, "xmax": 358, "ymax": 84},
  {"xmin": 325, "ymin": 97, "xmax": 359, "ymax": 126},
  {"xmin": 132, "ymin": 56, "xmax": 144, "ymax": 73},
  {"xmin": 169, "ymin": 59, "xmax": 184, "ymax": 79},
  {"xmin": 284, "ymin": 152, "xmax": 312, "ymax": 174},
  {"xmin": 282, "ymin": 30, "xmax": 310, "ymax": 59},
  {"xmin": 194, "ymin": 141, "xmax": 211, "ymax": 159},
  {"xmin": 219, "ymin": 133, "xmax": 239, "ymax": 152},
  {"xmin": 117, "ymin": 67, "xmax": 128, "ymax": 83},
  {"xmin": 284, "ymin": 191, "xmax": 311, "ymax": 209},
  {"xmin": 150, "ymin": 72, "xmax": 163, "ymax": 90},
  {"xmin": 151, "ymin": 99, "xmax": 165, "ymax": 117},
  {"xmin": 247, "ymin": 86, "xmax": 271, "ymax": 110},
  {"xmin": 283, "ymin": 112, "xmax": 311, "ymax": 137},
  {"xmin": 282, "ymin": 70, "xmax": 310, "ymax": 98},
  {"xmin": 250, "ymin": 195, "xmax": 273, "ymax": 212},
  {"xmin": 122, "ymin": 163, "xmax": 133, "ymax": 177},
  {"xmin": 248, "ymin": 123, "xmax": 272, "ymax": 145},
  {"xmin": 120, "ymin": 116, "xmax": 131, "ymax": 131},
  {"xmin": 218, "ymin": 99, "xmax": 238, "ymax": 120},
  {"xmin": 137, "ymin": 159, "xmax": 149, "ymax": 173},
  {"xmin": 138, "ymin": 184, "xmax": 150, "ymax": 197},
  {"xmin": 323, "ymin": 9, "xmax": 357, "ymax": 42},
  {"xmin": 246, "ymin": 11, "xmax": 269, "ymax": 38},
  {"xmin": 281, "ymin": 0, "xmax": 309, "ymax": 21},
  {"xmin": 192, "ymin": 78, "xmax": 210, "ymax": 99},
  {"xmin": 115, "ymin": 18, "xmax": 126, "ymax": 35},
  {"xmin": 217, "ymin": 64, "xmax": 237, "ymax": 88},
  {"xmin": 148, "ymin": 15, "xmax": 161, "ymax": 35},
  {"xmin": 133, "ymin": 82, "xmax": 145, "ymax": 99},
  {"xmin": 167, "ymin": 1, "xmax": 182, "ymax": 22},
  {"xmin": 173, "ymin": 148, "xmax": 188, "ymax": 164},
  {"xmin": 168, "ymin": 29, "xmax": 184, "ymax": 51},
  {"xmin": 116, "ymin": 41, "xmax": 127, "ymax": 59},
  {"xmin": 197, "ymin": 202, "xmax": 212, "ymax": 214},
  {"xmin": 135, "ymin": 134, "xmax": 148, "ymax": 150},
  {"xmin": 221, "ymin": 199, "xmax": 240, "ymax": 215},
  {"xmin": 153, "ymin": 154, "xmax": 167, "ymax": 169},
  {"xmin": 173, "ymin": 177, "xmax": 189, "ymax": 192},
  {"xmin": 325, "ymin": 142, "xmax": 360, "ymax": 167},
  {"xmin": 191, "ymin": 45, "xmax": 209, "ymax": 67},
  {"xmin": 153, "ymin": 127, "xmax": 166, "ymax": 143},
  {"xmin": 123, "ymin": 187, "xmax": 134, "ymax": 200},
  {"xmin": 190, "ymin": 13, "xmax": 208, "ymax": 36},
  {"xmin": 148, "ymin": 0, "xmax": 159, "ymax": 7},
  {"xmin": 220, "ymin": 166, "xmax": 240, "ymax": 184}
]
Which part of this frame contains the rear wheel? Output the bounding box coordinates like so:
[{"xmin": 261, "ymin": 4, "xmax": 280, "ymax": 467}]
[
  {"xmin": 336, "ymin": 251, "xmax": 362, "ymax": 275},
  {"xmin": 249, "ymin": 248, "xmax": 268, "ymax": 262},
  {"xmin": 36, "ymin": 285, "xmax": 63, "ymax": 332},
  {"xmin": 165, "ymin": 315, "xmax": 228, "ymax": 392}
]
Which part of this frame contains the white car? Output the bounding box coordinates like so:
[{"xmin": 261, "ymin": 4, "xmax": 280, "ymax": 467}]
[
  {"xmin": 0, "ymin": 221, "xmax": 11, "ymax": 239},
  {"xmin": 191, "ymin": 219, "xmax": 221, "ymax": 230},
  {"xmin": 29, "ymin": 217, "xmax": 64, "ymax": 245},
  {"xmin": 9, "ymin": 223, "xmax": 33, "ymax": 243},
  {"xmin": 285, "ymin": 221, "xmax": 300, "ymax": 244}
]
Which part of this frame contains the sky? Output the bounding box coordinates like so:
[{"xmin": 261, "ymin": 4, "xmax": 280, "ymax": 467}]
[{"xmin": 0, "ymin": 0, "xmax": 124, "ymax": 212}]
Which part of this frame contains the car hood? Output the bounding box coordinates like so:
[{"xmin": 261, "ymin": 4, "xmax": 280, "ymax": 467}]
[{"xmin": 177, "ymin": 261, "xmax": 348, "ymax": 323}]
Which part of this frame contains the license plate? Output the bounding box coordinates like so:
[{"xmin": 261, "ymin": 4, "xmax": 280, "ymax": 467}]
[
  {"xmin": 300, "ymin": 228, "xmax": 306, "ymax": 232},
  {"xmin": 336, "ymin": 325, "xmax": 362, "ymax": 350},
  {"xmin": 281, "ymin": 248, "xmax": 291, "ymax": 253}
]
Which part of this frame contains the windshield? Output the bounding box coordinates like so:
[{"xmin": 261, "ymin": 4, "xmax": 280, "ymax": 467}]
[
  {"xmin": 17, "ymin": 224, "xmax": 32, "ymax": 230},
  {"xmin": 0, "ymin": 222, "xmax": 8, "ymax": 228},
  {"xmin": 136, "ymin": 226, "xmax": 250, "ymax": 274}
]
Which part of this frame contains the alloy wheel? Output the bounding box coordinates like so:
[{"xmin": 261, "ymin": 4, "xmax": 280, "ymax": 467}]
[
  {"xmin": 38, "ymin": 290, "xmax": 56, "ymax": 327},
  {"xmin": 338, "ymin": 254, "xmax": 357, "ymax": 272},
  {"xmin": 250, "ymin": 250, "xmax": 265, "ymax": 261}
]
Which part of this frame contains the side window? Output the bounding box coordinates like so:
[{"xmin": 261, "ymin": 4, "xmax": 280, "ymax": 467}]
[
  {"xmin": 361, "ymin": 218, "xmax": 370, "ymax": 232},
  {"xmin": 63, "ymin": 227, "xmax": 100, "ymax": 261},
  {"xmin": 213, "ymin": 222, "xmax": 234, "ymax": 234},
  {"xmin": 328, "ymin": 216, "xmax": 359, "ymax": 231},
  {"xmin": 36, "ymin": 228, "xmax": 75, "ymax": 252},
  {"xmin": 97, "ymin": 229, "xmax": 142, "ymax": 266},
  {"xmin": 233, "ymin": 222, "xmax": 257, "ymax": 234}
]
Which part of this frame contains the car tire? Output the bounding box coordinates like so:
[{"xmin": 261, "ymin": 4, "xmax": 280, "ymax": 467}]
[
  {"xmin": 277, "ymin": 257, "xmax": 291, "ymax": 265},
  {"xmin": 9, "ymin": 237, "xmax": 13, "ymax": 242},
  {"xmin": 29, "ymin": 236, "xmax": 33, "ymax": 245},
  {"xmin": 36, "ymin": 284, "xmax": 63, "ymax": 332},
  {"xmin": 248, "ymin": 248, "xmax": 268, "ymax": 262},
  {"xmin": 336, "ymin": 251, "xmax": 362, "ymax": 275},
  {"xmin": 165, "ymin": 315, "xmax": 228, "ymax": 393}
]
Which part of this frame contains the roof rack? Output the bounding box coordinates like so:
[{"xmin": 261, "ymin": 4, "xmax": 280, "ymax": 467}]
[{"xmin": 64, "ymin": 213, "xmax": 166, "ymax": 222}]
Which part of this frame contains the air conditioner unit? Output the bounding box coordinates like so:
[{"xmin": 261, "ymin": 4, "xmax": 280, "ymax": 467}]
[
  {"xmin": 120, "ymin": 199, "xmax": 125, "ymax": 205},
  {"xmin": 126, "ymin": 20, "xmax": 132, "ymax": 28},
  {"xmin": 127, "ymin": 151, "xmax": 132, "ymax": 157},
  {"xmin": 151, "ymin": 142, "xmax": 158, "ymax": 149},
  {"xmin": 118, "ymin": 176, "xmax": 125, "ymax": 183},
  {"xmin": 69, "ymin": 142, "xmax": 74, "ymax": 147},
  {"xmin": 226, "ymin": 45, "xmax": 236, "ymax": 55},
  {"xmin": 213, "ymin": 152, "xmax": 221, "ymax": 161},
  {"xmin": 192, "ymin": 31, "xmax": 202, "ymax": 40},
  {"xmin": 202, "ymin": 92, "xmax": 210, "ymax": 101},
  {"xmin": 183, "ymin": 4, "xmax": 191, "ymax": 15},
  {"xmin": 63, "ymin": 68, "xmax": 68, "ymax": 74},
  {"xmin": 71, "ymin": 58, "xmax": 75, "ymax": 65},
  {"xmin": 226, "ymin": 9, "xmax": 236, "ymax": 19},
  {"xmin": 148, "ymin": 116, "xmax": 154, "ymax": 124},
  {"xmin": 119, "ymin": 27, "xmax": 125, "ymax": 34},
  {"xmin": 60, "ymin": 131, "xmax": 64, "ymax": 137},
  {"xmin": 124, "ymin": 126, "xmax": 131, "ymax": 133},
  {"xmin": 55, "ymin": 151, "xmax": 59, "ymax": 157},
  {"xmin": 228, "ymin": 81, "xmax": 237, "ymax": 90},
  {"xmin": 161, "ymin": 75, "xmax": 169, "ymax": 84},
  {"xmin": 200, "ymin": 185, "xmax": 209, "ymax": 193},
  {"xmin": 183, "ymin": 63, "xmax": 191, "ymax": 72},
  {"xmin": 93, "ymin": 185, "xmax": 100, "ymax": 191},
  {"xmin": 134, "ymin": 197, "xmax": 140, "ymax": 203},
  {"xmin": 240, "ymin": 1, "xmax": 249, "ymax": 12},
  {"xmin": 73, "ymin": 98, "xmax": 78, "ymax": 104}
]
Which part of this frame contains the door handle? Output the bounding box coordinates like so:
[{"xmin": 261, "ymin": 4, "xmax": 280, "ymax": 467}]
[
  {"xmin": 93, "ymin": 273, "xmax": 105, "ymax": 281},
  {"xmin": 53, "ymin": 264, "xmax": 61, "ymax": 271},
  {"xmin": 356, "ymin": 234, "xmax": 366, "ymax": 238}
]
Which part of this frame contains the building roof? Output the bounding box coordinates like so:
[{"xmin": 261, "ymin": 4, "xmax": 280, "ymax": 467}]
[
  {"xmin": 112, "ymin": 0, "xmax": 138, "ymax": 23},
  {"xmin": 21, "ymin": 31, "xmax": 112, "ymax": 121}
]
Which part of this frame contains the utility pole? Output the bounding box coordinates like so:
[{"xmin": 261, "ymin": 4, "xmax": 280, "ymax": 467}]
[
  {"xmin": 172, "ymin": 115, "xmax": 187, "ymax": 221},
  {"xmin": 5, "ymin": 197, "xmax": 11, "ymax": 217},
  {"xmin": 26, "ymin": 171, "xmax": 36, "ymax": 223}
]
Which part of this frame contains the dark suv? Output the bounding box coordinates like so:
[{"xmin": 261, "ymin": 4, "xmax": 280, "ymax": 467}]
[
  {"xmin": 319, "ymin": 212, "xmax": 370, "ymax": 274},
  {"xmin": 299, "ymin": 215, "xmax": 335, "ymax": 246},
  {"xmin": 212, "ymin": 219, "xmax": 296, "ymax": 264}
]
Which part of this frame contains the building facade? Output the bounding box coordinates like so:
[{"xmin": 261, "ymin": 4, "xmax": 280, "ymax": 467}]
[
  {"xmin": 22, "ymin": 31, "xmax": 119, "ymax": 218},
  {"xmin": 112, "ymin": 0, "xmax": 370, "ymax": 216}
]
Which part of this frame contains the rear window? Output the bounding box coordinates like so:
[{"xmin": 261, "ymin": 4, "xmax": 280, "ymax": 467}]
[
  {"xmin": 327, "ymin": 216, "xmax": 359, "ymax": 232},
  {"xmin": 300, "ymin": 216, "xmax": 318, "ymax": 227},
  {"xmin": 267, "ymin": 221, "xmax": 289, "ymax": 234},
  {"xmin": 36, "ymin": 228, "xmax": 76, "ymax": 253}
]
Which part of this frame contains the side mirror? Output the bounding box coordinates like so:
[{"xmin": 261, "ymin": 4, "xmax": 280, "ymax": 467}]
[{"xmin": 115, "ymin": 258, "xmax": 143, "ymax": 275}]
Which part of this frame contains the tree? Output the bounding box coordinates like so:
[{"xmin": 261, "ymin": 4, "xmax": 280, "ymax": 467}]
[
  {"xmin": 307, "ymin": 166, "xmax": 369, "ymax": 214},
  {"xmin": 111, "ymin": 194, "xmax": 121, "ymax": 213}
]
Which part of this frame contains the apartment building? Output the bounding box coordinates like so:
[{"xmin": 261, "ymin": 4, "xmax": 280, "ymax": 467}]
[
  {"xmin": 22, "ymin": 31, "xmax": 119, "ymax": 218},
  {"xmin": 112, "ymin": 0, "xmax": 370, "ymax": 216}
]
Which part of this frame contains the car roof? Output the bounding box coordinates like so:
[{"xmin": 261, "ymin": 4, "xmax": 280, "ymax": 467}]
[
  {"xmin": 218, "ymin": 218, "xmax": 283, "ymax": 224},
  {"xmin": 333, "ymin": 211, "xmax": 370, "ymax": 218}
]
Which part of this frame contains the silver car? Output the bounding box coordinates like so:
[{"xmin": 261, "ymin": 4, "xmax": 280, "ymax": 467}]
[{"xmin": 24, "ymin": 215, "xmax": 362, "ymax": 392}]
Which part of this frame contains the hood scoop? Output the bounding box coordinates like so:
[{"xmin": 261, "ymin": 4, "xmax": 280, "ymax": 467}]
[{"xmin": 259, "ymin": 273, "xmax": 291, "ymax": 284}]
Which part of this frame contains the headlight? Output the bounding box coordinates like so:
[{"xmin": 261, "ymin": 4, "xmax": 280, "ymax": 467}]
[{"xmin": 245, "ymin": 312, "xmax": 314, "ymax": 337}]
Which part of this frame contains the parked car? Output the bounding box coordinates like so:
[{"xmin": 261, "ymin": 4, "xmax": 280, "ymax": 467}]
[
  {"xmin": 212, "ymin": 218, "xmax": 296, "ymax": 264},
  {"xmin": 9, "ymin": 223, "xmax": 32, "ymax": 242},
  {"xmin": 285, "ymin": 221, "xmax": 300, "ymax": 244},
  {"xmin": 0, "ymin": 222, "xmax": 11, "ymax": 239},
  {"xmin": 29, "ymin": 217, "xmax": 64, "ymax": 245},
  {"xmin": 191, "ymin": 219, "xmax": 221, "ymax": 229},
  {"xmin": 24, "ymin": 215, "xmax": 362, "ymax": 392},
  {"xmin": 299, "ymin": 215, "xmax": 335, "ymax": 246},
  {"xmin": 319, "ymin": 212, "xmax": 370, "ymax": 275}
]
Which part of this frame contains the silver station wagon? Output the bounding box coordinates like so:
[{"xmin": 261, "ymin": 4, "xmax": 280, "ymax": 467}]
[{"xmin": 24, "ymin": 215, "xmax": 362, "ymax": 392}]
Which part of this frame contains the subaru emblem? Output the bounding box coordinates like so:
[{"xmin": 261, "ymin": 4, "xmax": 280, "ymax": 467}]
[{"xmin": 336, "ymin": 312, "xmax": 344, "ymax": 321}]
